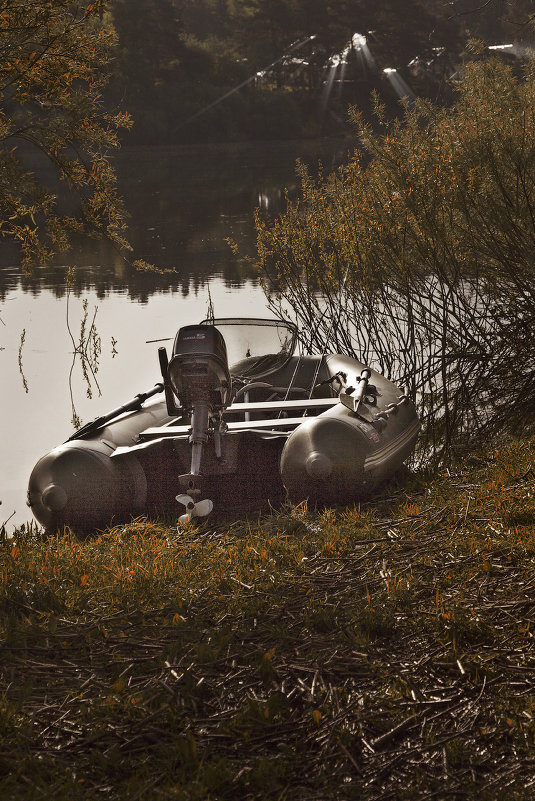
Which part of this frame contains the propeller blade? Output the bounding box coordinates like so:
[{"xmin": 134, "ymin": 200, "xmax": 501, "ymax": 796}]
[
  {"xmin": 176, "ymin": 494, "xmax": 214, "ymax": 523},
  {"xmin": 194, "ymin": 499, "xmax": 214, "ymax": 517},
  {"xmin": 176, "ymin": 494, "xmax": 195, "ymax": 507}
]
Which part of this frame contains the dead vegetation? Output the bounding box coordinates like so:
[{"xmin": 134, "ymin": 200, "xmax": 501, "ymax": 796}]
[{"xmin": 1, "ymin": 436, "xmax": 535, "ymax": 799}]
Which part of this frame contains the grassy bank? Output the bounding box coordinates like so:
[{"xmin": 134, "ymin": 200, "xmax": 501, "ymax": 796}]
[{"xmin": 1, "ymin": 437, "xmax": 535, "ymax": 800}]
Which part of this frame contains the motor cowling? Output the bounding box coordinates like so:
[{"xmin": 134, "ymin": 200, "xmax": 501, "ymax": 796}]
[{"xmin": 168, "ymin": 325, "xmax": 231, "ymax": 410}]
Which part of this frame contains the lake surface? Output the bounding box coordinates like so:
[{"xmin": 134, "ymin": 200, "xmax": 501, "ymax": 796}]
[{"xmin": 0, "ymin": 139, "xmax": 351, "ymax": 532}]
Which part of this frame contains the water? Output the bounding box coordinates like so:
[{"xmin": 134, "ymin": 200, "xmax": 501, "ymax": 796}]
[{"xmin": 0, "ymin": 139, "xmax": 350, "ymax": 532}]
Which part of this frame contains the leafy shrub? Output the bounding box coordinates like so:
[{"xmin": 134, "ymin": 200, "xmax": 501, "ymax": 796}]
[{"xmin": 257, "ymin": 59, "xmax": 535, "ymax": 461}]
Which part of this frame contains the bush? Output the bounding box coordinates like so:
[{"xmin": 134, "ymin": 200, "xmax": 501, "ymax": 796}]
[{"xmin": 257, "ymin": 58, "xmax": 535, "ymax": 461}]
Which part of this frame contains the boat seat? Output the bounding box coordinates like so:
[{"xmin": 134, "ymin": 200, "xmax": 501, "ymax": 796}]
[{"xmin": 228, "ymin": 355, "xmax": 335, "ymax": 420}]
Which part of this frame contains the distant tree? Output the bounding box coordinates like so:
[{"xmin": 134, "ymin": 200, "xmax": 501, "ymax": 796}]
[
  {"xmin": 444, "ymin": 0, "xmax": 535, "ymax": 42},
  {"xmin": 0, "ymin": 1, "xmax": 131, "ymax": 271},
  {"xmin": 181, "ymin": 0, "xmax": 233, "ymax": 38},
  {"xmin": 361, "ymin": 0, "xmax": 461, "ymax": 61},
  {"xmin": 449, "ymin": 0, "xmax": 507, "ymax": 40},
  {"xmin": 112, "ymin": 0, "xmax": 185, "ymax": 80},
  {"xmin": 233, "ymin": 0, "xmax": 299, "ymax": 64},
  {"xmin": 109, "ymin": 0, "xmax": 192, "ymax": 141},
  {"xmin": 501, "ymin": 0, "xmax": 535, "ymax": 40}
]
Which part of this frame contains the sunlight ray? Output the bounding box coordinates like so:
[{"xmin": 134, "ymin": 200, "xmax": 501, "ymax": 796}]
[
  {"xmin": 185, "ymin": 35, "xmax": 317, "ymax": 125},
  {"xmin": 383, "ymin": 68, "xmax": 416, "ymax": 101}
]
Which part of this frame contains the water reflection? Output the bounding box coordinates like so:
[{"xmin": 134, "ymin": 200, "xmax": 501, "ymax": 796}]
[
  {"xmin": 18, "ymin": 329, "xmax": 28, "ymax": 394},
  {"xmin": 66, "ymin": 293, "xmax": 102, "ymax": 427},
  {"xmin": 0, "ymin": 139, "xmax": 351, "ymax": 302}
]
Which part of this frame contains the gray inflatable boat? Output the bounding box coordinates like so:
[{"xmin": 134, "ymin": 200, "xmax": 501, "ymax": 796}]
[{"xmin": 28, "ymin": 318, "xmax": 420, "ymax": 532}]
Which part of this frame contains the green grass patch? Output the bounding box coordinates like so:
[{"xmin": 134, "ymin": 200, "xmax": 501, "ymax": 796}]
[{"xmin": 1, "ymin": 437, "xmax": 535, "ymax": 799}]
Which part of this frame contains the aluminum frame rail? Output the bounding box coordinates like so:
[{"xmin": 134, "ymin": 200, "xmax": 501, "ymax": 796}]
[{"xmin": 110, "ymin": 397, "xmax": 339, "ymax": 459}]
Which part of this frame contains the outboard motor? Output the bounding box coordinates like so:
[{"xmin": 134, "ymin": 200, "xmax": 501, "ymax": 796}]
[{"xmin": 161, "ymin": 325, "xmax": 231, "ymax": 522}]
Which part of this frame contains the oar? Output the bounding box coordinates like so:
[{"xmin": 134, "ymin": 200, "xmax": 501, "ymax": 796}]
[{"xmin": 66, "ymin": 383, "xmax": 164, "ymax": 442}]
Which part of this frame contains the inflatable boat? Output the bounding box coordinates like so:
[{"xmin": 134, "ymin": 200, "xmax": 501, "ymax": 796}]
[{"xmin": 28, "ymin": 318, "xmax": 420, "ymax": 532}]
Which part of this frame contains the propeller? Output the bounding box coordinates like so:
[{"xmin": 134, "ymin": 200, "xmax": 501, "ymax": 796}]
[{"xmin": 176, "ymin": 494, "xmax": 214, "ymax": 524}]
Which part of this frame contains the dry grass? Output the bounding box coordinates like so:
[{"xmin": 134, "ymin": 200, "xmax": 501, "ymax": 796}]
[{"xmin": 1, "ymin": 436, "xmax": 535, "ymax": 799}]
